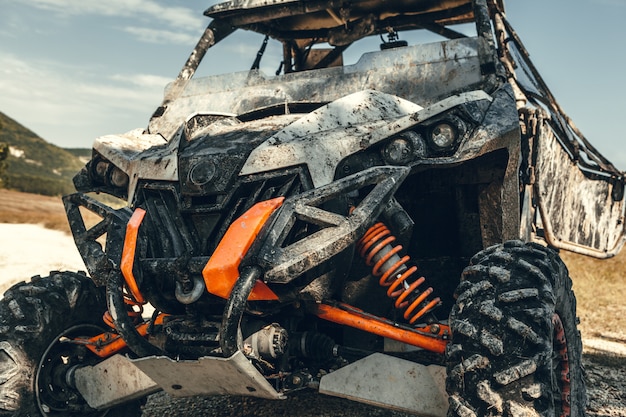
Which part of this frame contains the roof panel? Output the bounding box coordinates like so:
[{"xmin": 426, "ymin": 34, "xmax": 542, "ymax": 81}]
[{"xmin": 205, "ymin": 0, "xmax": 475, "ymax": 36}]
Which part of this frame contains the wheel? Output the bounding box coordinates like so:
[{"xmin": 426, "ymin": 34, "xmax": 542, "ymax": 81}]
[
  {"xmin": 0, "ymin": 271, "xmax": 143, "ymax": 417},
  {"xmin": 446, "ymin": 241, "xmax": 586, "ymax": 417}
]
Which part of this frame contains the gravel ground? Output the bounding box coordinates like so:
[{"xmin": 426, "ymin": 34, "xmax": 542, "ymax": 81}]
[
  {"xmin": 584, "ymin": 352, "xmax": 626, "ymax": 416},
  {"xmin": 140, "ymin": 351, "xmax": 626, "ymax": 417},
  {"xmin": 142, "ymin": 391, "xmax": 413, "ymax": 417}
]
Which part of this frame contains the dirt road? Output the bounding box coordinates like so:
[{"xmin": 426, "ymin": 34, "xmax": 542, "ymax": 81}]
[{"xmin": 0, "ymin": 223, "xmax": 85, "ymax": 293}]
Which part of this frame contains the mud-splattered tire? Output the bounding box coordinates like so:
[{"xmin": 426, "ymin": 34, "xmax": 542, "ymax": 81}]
[
  {"xmin": 446, "ymin": 241, "xmax": 586, "ymax": 417},
  {"xmin": 0, "ymin": 271, "xmax": 142, "ymax": 417}
]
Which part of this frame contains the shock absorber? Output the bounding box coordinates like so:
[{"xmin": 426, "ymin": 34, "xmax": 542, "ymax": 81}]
[{"xmin": 357, "ymin": 222, "xmax": 440, "ymax": 325}]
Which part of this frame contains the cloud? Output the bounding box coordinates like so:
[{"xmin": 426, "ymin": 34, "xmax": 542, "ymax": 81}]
[
  {"xmin": 110, "ymin": 73, "xmax": 172, "ymax": 89},
  {"xmin": 122, "ymin": 26, "xmax": 198, "ymax": 45},
  {"xmin": 0, "ymin": 53, "xmax": 163, "ymax": 106},
  {"xmin": 20, "ymin": 0, "xmax": 205, "ymax": 29},
  {"xmin": 0, "ymin": 52, "xmax": 165, "ymax": 146}
]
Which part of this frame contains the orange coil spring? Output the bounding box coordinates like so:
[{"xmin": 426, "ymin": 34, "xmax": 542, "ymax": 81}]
[
  {"xmin": 103, "ymin": 288, "xmax": 145, "ymax": 329},
  {"xmin": 357, "ymin": 222, "xmax": 440, "ymax": 325}
]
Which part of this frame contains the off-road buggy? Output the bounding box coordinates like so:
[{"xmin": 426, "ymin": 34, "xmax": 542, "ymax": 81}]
[{"xmin": 1, "ymin": 0, "xmax": 624, "ymax": 416}]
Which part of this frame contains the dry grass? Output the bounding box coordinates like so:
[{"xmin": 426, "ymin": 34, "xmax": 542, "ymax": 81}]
[
  {"xmin": 0, "ymin": 189, "xmax": 71, "ymax": 232},
  {"xmin": 0, "ymin": 188, "xmax": 122, "ymax": 233},
  {"xmin": 561, "ymin": 250, "xmax": 626, "ymax": 342}
]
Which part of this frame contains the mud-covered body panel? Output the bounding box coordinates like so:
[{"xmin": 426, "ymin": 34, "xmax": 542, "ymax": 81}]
[
  {"xmin": 240, "ymin": 90, "xmax": 423, "ymax": 187},
  {"xmin": 206, "ymin": 0, "xmax": 475, "ymax": 28},
  {"xmin": 148, "ymin": 38, "xmax": 483, "ymax": 140},
  {"xmin": 535, "ymin": 119, "xmax": 626, "ymax": 257},
  {"xmin": 93, "ymin": 129, "xmax": 179, "ymax": 202}
]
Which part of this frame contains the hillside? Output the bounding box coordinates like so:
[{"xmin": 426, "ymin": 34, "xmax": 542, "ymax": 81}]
[
  {"xmin": 0, "ymin": 111, "xmax": 86, "ymax": 196},
  {"xmin": 64, "ymin": 147, "xmax": 92, "ymax": 163}
]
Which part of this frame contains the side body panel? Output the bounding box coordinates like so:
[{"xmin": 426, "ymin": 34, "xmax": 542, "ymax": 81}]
[{"xmin": 534, "ymin": 119, "xmax": 626, "ymax": 257}]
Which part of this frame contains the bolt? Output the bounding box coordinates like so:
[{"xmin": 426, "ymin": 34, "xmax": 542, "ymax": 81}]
[
  {"xmin": 430, "ymin": 324, "xmax": 440, "ymax": 334},
  {"xmin": 291, "ymin": 375, "xmax": 302, "ymax": 386}
]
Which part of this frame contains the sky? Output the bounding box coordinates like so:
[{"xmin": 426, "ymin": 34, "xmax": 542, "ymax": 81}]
[{"xmin": 0, "ymin": 0, "xmax": 625, "ymax": 168}]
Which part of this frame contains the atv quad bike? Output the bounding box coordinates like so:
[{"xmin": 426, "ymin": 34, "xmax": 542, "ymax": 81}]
[{"xmin": 1, "ymin": 0, "xmax": 624, "ymax": 416}]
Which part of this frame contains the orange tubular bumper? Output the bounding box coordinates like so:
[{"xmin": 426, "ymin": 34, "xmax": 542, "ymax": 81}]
[
  {"xmin": 202, "ymin": 197, "xmax": 283, "ymax": 301},
  {"xmin": 121, "ymin": 208, "xmax": 147, "ymax": 304},
  {"xmin": 312, "ymin": 302, "xmax": 449, "ymax": 354}
]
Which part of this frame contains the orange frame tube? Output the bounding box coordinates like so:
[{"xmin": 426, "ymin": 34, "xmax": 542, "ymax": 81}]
[
  {"xmin": 78, "ymin": 314, "xmax": 166, "ymax": 358},
  {"xmin": 312, "ymin": 302, "xmax": 449, "ymax": 354},
  {"xmin": 121, "ymin": 208, "xmax": 147, "ymax": 304},
  {"xmin": 82, "ymin": 323, "xmax": 150, "ymax": 358}
]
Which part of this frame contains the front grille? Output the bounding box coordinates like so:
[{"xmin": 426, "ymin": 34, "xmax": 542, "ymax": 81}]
[
  {"xmin": 137, "ymin": 167, "xmax": 312, "ymax": 257},
  {"xmin": 203, "ymin": 167, "xmax": 312, "ymax": 253}
]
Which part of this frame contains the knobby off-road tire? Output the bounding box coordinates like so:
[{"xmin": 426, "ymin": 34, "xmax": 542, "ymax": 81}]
[
  {"xmin": 446, "ymin": 241, "xmax": 586, "ymax": 417},
  {"xmin": 0, "ymin": 271, "xmax": 142, "ymax": 417}
]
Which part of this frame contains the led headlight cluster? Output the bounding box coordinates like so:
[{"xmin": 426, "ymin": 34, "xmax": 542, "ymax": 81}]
[
  {"xmin": 91, "ymin": 155, "xmax": 129, "ymax": 189},
  {"xmin": 71, "ymin": 153, "xmax": 131, "ymax": 199},
  {"xmin": 380, "ymin": 114, "xmax": 467, "ymax": 166}
]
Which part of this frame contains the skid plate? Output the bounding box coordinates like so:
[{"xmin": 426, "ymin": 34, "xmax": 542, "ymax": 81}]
[
  {"xmin": 132, "ymin": 351, "xmax": 283, "ymax": 399},
  {"xmin": 319, "ymin": 353, "xmax": 448, "ymax": 417}
]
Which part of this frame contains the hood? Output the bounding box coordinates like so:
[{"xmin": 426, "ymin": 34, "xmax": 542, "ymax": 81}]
[{"xmin": 241, "ymin": 90, "xmax": 422, "ymax": 187}]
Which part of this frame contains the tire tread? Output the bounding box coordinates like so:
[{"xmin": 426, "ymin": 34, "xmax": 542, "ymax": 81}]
[{"xmin": 446, "ymin": 241, "xmax": 586, "ymax": 417}]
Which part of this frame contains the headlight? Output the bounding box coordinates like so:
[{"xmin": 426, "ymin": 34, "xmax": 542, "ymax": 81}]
[
  {"xmin": 424, "ymin": 114, "xmax": 468, "ymax": 155},
  {"xmin": 384, "ymin": 137, "xmax": 412, "ymax": 164},
  {"xmin": 188, "ymin": 159, "xmax": 217, "ymax": 186},
  {"xmin": 382, "ymin": 131, "xmax": 426, "ymax": 165},
  {"xmin": 109, "ymin": 166, "xmax": 129, "ymax": 188},
  {"xmin": 429, "ymin": 122, "xmax": 457, "ymax": 150}
]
